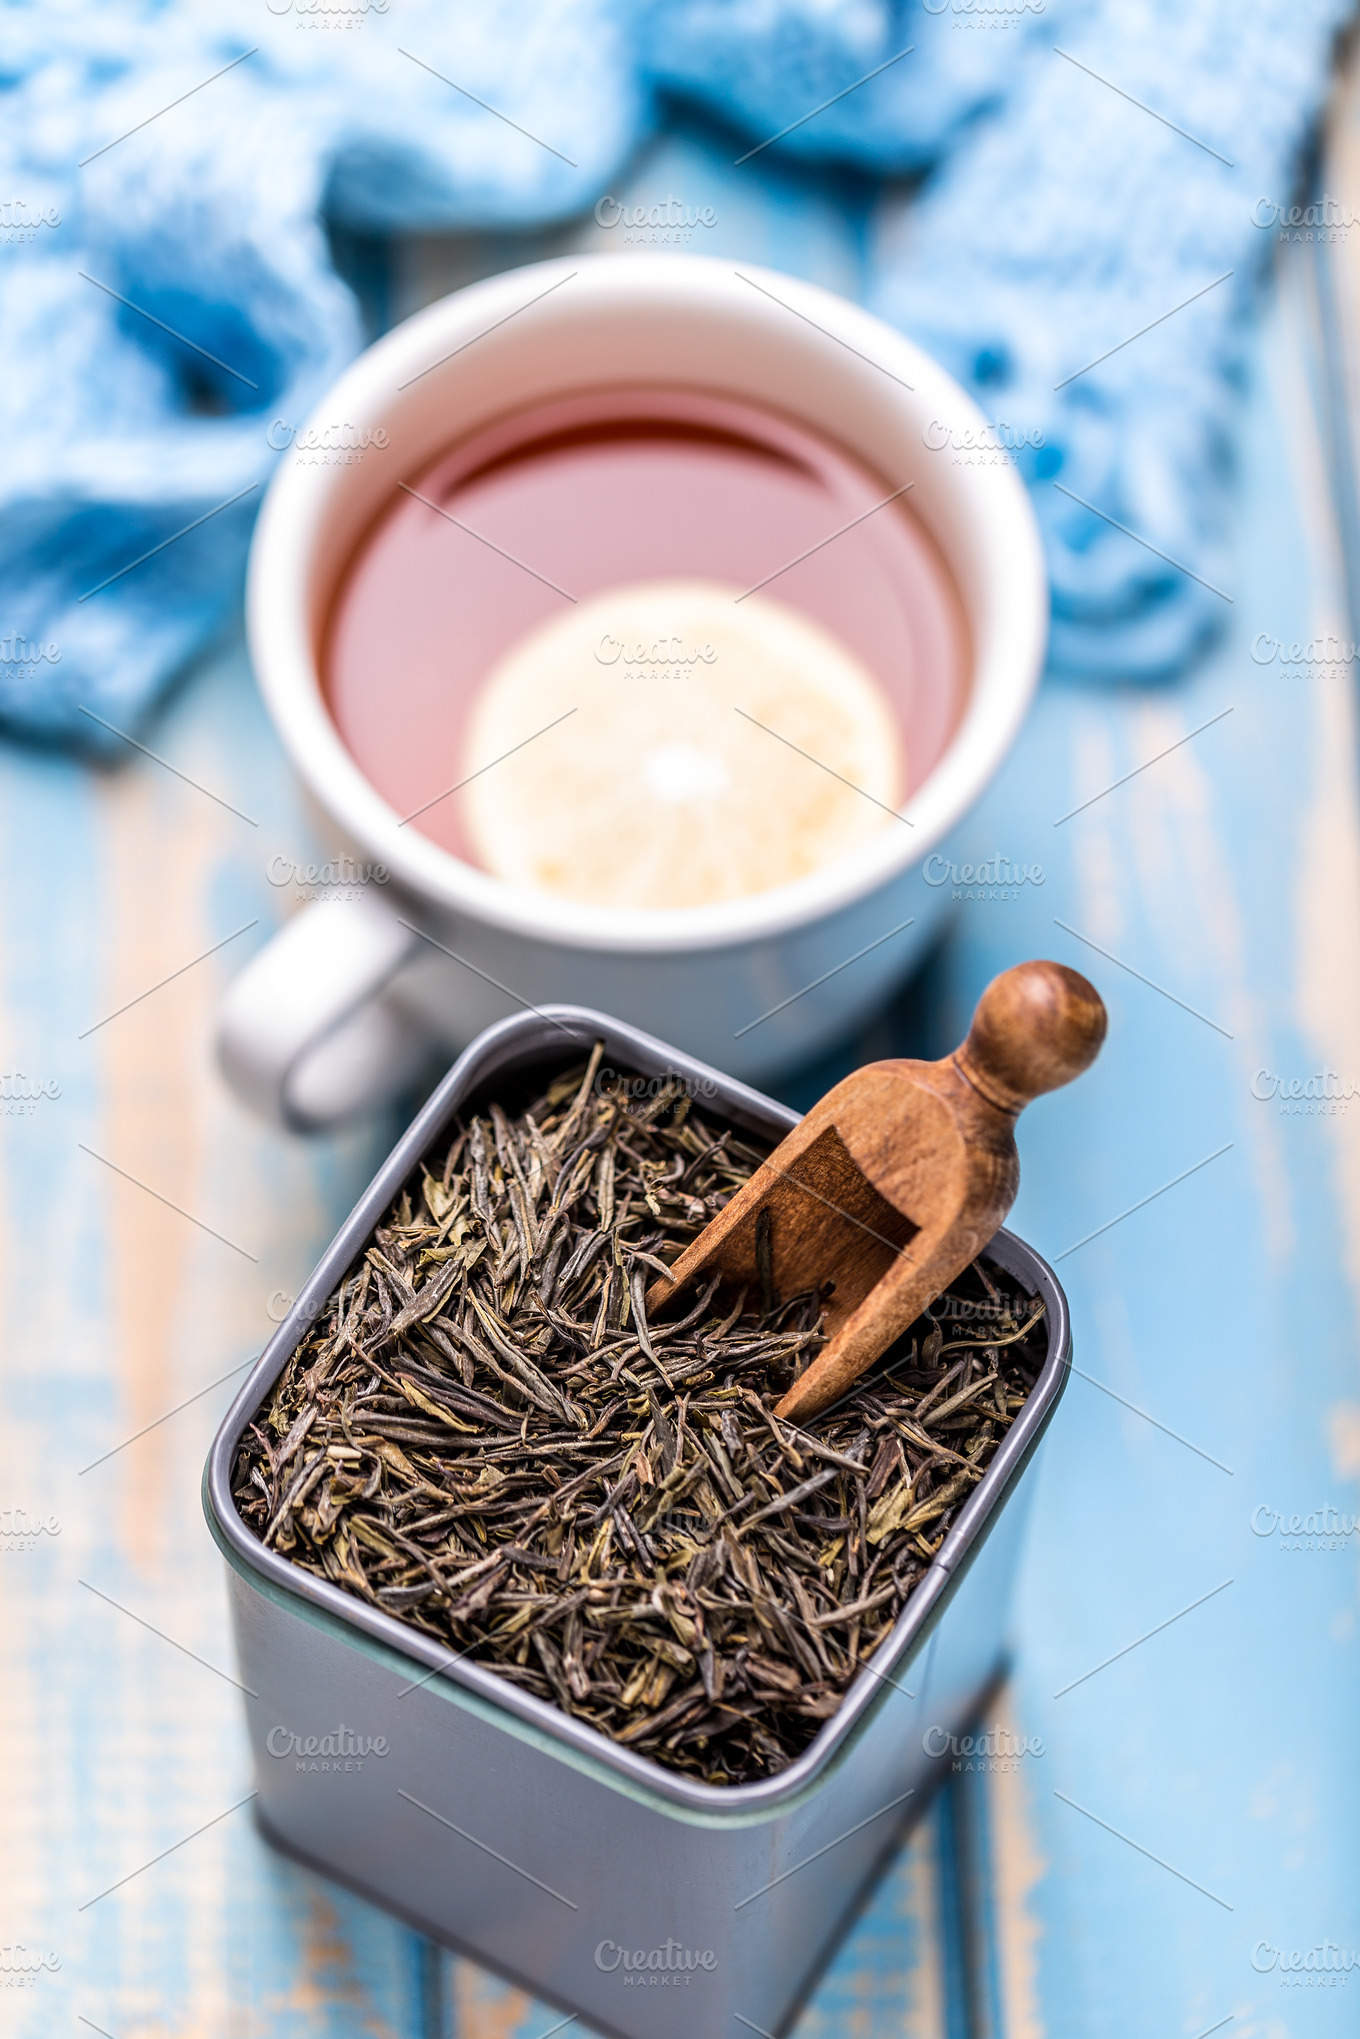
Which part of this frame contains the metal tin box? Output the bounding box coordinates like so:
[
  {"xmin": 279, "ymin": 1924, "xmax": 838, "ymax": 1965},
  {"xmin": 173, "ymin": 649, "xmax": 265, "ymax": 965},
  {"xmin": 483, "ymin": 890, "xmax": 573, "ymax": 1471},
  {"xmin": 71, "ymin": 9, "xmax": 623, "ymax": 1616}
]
[{"xmin": 204, "ymin": 1008, "xmax": 1070, "ymax": 2039}]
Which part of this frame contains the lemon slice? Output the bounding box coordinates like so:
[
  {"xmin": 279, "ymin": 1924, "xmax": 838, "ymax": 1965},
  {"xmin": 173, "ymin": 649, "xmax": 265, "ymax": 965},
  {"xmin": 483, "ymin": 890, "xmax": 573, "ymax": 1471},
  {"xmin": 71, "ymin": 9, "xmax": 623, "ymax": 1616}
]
[{"xmin": 460, "ymin": 579, "xmax": 904, "ymax": 909}]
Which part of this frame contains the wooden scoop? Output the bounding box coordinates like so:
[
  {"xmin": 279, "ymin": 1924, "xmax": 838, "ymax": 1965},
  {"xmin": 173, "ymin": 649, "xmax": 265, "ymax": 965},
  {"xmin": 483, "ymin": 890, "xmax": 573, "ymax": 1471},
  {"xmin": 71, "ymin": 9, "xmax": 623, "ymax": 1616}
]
[{"xmin": 647, "ymin": 960, "xmax": 1106, "ymax": 1423}]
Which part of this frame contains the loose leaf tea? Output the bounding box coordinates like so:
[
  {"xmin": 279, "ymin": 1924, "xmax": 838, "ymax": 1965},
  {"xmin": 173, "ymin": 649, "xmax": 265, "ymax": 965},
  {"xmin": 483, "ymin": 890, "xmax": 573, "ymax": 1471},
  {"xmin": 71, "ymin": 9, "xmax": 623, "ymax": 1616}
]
[{"xmin": 233, "ymin": 1047, "xmax": 1046, "ymax": 1785}]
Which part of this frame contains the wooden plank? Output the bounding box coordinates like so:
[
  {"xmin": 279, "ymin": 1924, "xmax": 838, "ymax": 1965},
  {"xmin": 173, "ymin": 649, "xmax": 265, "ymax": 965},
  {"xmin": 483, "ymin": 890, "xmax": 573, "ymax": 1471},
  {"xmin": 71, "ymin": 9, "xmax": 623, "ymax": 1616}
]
[
  {"xmin": 0, "ymin": 651, "xmax": 426, "ymax": 2038},
  {"xmin": 912, "ymin": 242, "xmax": 1360, "ymax": 2036}
]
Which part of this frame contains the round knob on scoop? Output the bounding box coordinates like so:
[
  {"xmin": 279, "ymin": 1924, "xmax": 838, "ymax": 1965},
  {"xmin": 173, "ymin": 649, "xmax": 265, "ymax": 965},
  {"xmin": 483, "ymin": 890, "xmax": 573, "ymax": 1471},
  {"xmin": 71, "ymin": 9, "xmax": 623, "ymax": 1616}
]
[{"xmin": 955, "ymin": 960, "xmax": 1107, "ymax": 1115}]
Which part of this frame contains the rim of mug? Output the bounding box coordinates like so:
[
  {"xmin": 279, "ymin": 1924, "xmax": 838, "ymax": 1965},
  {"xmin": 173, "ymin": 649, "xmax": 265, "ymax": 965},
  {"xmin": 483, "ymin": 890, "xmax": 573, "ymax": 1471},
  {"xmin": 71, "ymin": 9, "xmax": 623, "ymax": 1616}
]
[{"xmin": 247, "ymin": 253, "xmax": 1048, "ymax": 956}]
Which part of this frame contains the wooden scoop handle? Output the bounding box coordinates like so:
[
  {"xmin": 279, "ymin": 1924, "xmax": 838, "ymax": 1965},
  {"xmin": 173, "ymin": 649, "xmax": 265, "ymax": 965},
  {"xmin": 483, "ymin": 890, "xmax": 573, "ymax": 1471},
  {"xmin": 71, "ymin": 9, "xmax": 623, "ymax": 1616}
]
[
  {"xmin": 769, "ymin": 959, "xmax": 1105, "ymax": 1422},
  {"xmin": 955, "ymin": 960, "xmax": 1107, "ymax": 1113},
  {"xmin": 646, "ymin": 958, "xmax": 1107, "ymax": 1427}
]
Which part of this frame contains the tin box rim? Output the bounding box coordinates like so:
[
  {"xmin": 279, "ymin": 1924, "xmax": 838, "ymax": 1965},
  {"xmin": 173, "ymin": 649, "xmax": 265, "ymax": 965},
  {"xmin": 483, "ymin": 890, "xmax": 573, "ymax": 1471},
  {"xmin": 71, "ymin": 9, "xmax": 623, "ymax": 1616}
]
[{"xmin": 204, "ymin": 1004, "xmax": 1070, "ymax": 1820}]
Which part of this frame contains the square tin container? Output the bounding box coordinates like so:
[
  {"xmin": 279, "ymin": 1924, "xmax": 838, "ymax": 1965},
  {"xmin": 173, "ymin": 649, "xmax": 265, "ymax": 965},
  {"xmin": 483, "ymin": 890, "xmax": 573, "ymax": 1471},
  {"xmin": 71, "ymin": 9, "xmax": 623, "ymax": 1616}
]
[{"xmin": 204, "ymin": 1007, "xmax": 1070, "ymax": 2039}]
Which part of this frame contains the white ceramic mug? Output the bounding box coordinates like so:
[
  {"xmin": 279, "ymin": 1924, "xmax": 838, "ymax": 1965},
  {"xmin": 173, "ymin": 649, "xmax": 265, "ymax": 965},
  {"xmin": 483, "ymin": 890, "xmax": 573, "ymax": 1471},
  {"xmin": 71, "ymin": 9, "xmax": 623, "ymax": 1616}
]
[{"xmin": 218, "ymin": 254, "xmax": 1046, "ymax": 1129}]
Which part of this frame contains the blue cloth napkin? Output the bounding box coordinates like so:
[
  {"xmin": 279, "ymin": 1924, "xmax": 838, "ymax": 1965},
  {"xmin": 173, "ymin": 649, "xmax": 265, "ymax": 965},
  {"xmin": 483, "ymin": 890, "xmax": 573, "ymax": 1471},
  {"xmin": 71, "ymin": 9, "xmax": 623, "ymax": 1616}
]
[{"xmin": 1, "ymin": 0, "xmax": 1350, "ymax": 744}]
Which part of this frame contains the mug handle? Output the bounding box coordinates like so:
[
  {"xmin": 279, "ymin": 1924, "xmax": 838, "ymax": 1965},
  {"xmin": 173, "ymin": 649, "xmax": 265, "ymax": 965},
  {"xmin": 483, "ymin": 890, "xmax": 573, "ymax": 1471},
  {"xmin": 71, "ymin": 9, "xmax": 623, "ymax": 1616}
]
[{"xmin": 216, "ymin": 894, "xmax": 430, "ymax": 1131}]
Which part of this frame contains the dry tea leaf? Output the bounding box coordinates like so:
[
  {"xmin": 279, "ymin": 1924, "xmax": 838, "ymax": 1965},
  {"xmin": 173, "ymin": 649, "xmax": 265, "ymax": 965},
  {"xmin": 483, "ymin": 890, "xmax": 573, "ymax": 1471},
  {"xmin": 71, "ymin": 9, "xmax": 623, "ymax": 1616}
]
[{"xmin": 233, "ymin": 1052, "xmax": 1045, "ymax": 1785}]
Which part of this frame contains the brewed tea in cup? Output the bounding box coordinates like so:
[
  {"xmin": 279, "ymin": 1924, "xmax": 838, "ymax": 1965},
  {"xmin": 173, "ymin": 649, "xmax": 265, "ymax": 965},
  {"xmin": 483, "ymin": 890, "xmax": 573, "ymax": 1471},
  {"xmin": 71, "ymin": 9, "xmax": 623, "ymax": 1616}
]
[{"xmin": 324, "ymin": 386, "xmax": 969, "ymax": 910}]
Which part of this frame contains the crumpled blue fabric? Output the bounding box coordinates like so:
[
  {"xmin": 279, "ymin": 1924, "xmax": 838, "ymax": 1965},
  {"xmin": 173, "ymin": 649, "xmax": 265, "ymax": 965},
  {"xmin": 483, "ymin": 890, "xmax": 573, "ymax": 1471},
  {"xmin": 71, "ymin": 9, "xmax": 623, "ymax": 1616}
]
[{"xmin": 0, "ymin": 0, "xmax": 1350, "ymax": 744}]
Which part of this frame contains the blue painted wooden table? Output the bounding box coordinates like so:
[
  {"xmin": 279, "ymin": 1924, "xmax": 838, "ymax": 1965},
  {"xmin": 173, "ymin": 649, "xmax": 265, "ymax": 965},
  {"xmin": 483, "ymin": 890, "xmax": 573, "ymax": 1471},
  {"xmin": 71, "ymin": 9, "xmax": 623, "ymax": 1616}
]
[{"xmin": 3, "ymin": 98, "xmax": 1359, "ymax": 2039}]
